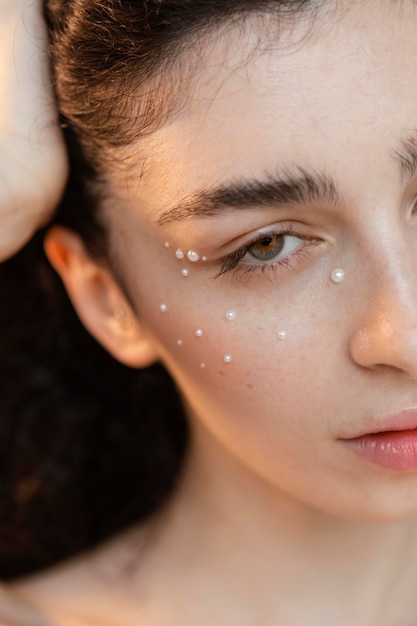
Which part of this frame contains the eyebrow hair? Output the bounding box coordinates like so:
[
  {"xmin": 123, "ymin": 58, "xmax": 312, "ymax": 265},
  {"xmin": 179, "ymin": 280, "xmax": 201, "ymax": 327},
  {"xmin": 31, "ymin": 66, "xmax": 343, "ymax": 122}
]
[
  {"xmin": 158, "ymin": 133, "xmax": 417, "ymax": 226},
  {"xmin": 158, "ymin": 168, "xmax": 340, "ymax": 225},
  {"xmin": 395, "ymin": 131, "xmax": 417, "ymax": 182}
]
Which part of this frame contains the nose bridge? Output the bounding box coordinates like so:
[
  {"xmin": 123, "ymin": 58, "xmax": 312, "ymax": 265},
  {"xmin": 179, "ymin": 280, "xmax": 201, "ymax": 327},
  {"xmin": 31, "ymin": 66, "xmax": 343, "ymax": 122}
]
[{"xmin": 349, "ymin": 233, "xmax": 417, "ymax": 374}]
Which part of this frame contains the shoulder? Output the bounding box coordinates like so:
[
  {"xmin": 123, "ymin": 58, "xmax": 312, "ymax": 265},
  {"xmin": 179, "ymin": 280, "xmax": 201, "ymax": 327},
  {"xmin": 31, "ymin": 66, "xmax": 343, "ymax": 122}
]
[
  {"xmin": 0, "ymin": 581, "xmax": 100, "ymax": 626},
  {"xmin": 5, "ymin": 524, "xmax": 155, "ymax": 626}
]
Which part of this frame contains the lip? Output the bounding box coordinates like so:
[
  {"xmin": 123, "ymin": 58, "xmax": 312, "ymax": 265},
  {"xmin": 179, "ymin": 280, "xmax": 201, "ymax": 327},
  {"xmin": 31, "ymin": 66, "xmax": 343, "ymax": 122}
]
[{"xmin": 341, "ymin": 408, "xmax": 417, "ymax": 471}]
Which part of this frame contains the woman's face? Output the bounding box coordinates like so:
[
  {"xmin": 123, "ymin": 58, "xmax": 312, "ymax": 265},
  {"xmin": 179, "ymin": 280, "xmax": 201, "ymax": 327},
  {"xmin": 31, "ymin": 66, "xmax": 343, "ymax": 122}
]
[{"xmin": 103, "ymin": 1, "xmax": 417, "ymax": 521}]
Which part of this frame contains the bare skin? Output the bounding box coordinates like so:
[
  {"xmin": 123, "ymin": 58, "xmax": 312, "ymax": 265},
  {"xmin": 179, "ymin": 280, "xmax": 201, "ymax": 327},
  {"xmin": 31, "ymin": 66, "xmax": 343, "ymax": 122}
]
[
  {"xmin": 6, "ymin": 1, "xmax": 417, "ymax": 624},
  {"xmin": 0, "ymin": 0, "xmax": 67, "ymax": 260}
]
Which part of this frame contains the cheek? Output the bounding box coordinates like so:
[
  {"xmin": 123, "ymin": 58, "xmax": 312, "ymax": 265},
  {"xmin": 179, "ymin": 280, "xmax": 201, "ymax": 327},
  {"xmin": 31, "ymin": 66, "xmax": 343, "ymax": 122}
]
[
  {"xmin": 119, "ymin": 236, "xmax": 344, "ymax": 437},
  {"xmin": 137, "ymin": 280, "xmax": 320, "ymax": 423}
]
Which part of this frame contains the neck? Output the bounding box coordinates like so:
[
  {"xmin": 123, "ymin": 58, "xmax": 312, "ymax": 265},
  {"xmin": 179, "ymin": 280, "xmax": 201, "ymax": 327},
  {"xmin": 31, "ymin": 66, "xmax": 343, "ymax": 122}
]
[{"xmin": 150, "ymin": 421, "xmax": 417, "ymax": 625}]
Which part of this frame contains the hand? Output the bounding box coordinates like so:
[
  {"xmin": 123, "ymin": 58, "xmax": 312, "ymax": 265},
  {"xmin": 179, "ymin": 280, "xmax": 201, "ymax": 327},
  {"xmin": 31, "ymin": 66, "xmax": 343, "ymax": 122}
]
[{"xmin": 0, "ymin": 0, "xmax": 68, "ymax": 261}]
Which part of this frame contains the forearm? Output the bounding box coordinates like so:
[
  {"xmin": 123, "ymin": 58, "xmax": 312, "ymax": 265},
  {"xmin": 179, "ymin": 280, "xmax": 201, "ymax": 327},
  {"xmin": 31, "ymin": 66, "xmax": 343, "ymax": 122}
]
[{"xmin": 0, "ymin": 0, "xmax": 68, "ymax": 260}]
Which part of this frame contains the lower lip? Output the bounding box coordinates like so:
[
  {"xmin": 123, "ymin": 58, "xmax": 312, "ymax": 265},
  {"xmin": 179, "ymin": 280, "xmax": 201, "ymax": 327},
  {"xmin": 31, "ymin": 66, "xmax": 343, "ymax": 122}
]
[{"xmin": 343, "ymin": 429, "xmax": 417, "ymax": 471}]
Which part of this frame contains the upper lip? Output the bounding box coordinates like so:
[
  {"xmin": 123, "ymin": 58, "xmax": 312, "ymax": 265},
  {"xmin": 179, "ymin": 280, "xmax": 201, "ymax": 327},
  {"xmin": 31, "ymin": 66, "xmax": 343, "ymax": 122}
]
[{"xmin": 342, "ymin": 407, "xmax": 417, "ymax": 440}]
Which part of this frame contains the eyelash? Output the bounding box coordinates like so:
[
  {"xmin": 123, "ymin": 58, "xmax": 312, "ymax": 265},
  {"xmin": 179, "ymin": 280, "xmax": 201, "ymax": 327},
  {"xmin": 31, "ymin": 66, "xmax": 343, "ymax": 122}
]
[{"xmin": 214, "ymin": 226, "xmax": 318, "ymax": 280}]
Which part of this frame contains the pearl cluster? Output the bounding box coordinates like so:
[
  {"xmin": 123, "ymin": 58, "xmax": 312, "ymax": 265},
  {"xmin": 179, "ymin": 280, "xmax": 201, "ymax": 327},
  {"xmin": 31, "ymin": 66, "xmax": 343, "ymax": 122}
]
[
  {"xmin": 158, "ymin": 241, "xmax": 346, "ymax": 368},
  {"xmin": 164, "ymin": 241, "xmax": 208, "ymax": 278}
]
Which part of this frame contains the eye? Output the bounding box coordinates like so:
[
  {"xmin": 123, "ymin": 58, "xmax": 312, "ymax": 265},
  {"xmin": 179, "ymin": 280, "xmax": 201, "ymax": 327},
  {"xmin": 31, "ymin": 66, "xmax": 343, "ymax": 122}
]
[{"xmin": 215, "ymin": 226, "xmax": 317, "ymax": 279}]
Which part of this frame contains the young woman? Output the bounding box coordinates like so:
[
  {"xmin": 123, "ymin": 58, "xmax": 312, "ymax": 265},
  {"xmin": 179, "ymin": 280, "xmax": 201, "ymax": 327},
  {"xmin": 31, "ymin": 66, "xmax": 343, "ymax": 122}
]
[{"xmin": 3, "ymin": 0, "xmax": 417, "ymax": 623}]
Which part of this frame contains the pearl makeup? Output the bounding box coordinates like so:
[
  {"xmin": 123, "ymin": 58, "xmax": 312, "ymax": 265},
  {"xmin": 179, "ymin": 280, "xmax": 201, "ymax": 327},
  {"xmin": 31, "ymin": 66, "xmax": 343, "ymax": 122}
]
[
  {"xmin": 163, "ymin": 240, "xmax": 238, "ymax": 368},
  {"xmin": 187, "ymin": 250, "xmax": 200, "ymax": 262},
  {"xmin": 330, "ymin": 268, "xmax": 345, "ymax": 284},
  {"xmin": 278, "ymin": 331, "xmax": 287, "ymax": 340}
]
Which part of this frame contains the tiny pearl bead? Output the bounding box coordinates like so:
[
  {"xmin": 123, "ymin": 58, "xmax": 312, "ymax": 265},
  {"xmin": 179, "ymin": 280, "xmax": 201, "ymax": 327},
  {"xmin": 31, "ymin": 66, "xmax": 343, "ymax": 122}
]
[
  {"xmin": 181, "ymin": 268, "xmax": 189, "ymax": 277},
  {"xmin": 224, "ymin": 354, "xmax": 232, "ymax": 364},
  {"xmin": 187, "ymin": 250, "xmax": 200, "ymax": 262},
  {"xmin": 331, "ymin": 268, "xmax": 345, "ymax": 284},
  {"xmin": 160, "ymin": 304, "xmax": 168, "ymax": 312},
  {"xmin": 164, "ymin": 242, "xmax": 170, "ymax": 248},
  {"xmin": 202, "ymin": 256, "xmax": 208, "ymax": 262},
  {"xmin": 225, "ymin": 310, "xmax": 236, "ymax": 321},
  {"xmin": 177, "ymin": 339, "xmax": 183, "ymax": 346},
  {"xmin": 200, "ymin": 363, "xmax": 206, "ymax": 369},
  {"xmin": 278, "ymin": 331, "xmax": 287, "ymax": 340},
  {"xmin": 195, "ymin": 329, "xmax": 203, "ymax": 337},
  {"xmin": 176, "ymin": 248, "xmax": 184, "ymax": 259}
]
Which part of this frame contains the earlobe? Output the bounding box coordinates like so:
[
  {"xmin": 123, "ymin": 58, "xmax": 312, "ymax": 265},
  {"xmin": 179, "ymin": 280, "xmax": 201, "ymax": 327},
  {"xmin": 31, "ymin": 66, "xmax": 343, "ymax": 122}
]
[{"xmin": 44, "ymin": 226, "xmax": 159, "ymax": 369}]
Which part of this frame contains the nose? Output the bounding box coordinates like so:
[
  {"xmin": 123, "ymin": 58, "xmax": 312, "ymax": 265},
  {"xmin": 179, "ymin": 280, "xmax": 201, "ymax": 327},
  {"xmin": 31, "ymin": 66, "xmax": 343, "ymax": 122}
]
[{"xmin": 349, "ymin": 259, "xmax": 417, "ymax": 378}]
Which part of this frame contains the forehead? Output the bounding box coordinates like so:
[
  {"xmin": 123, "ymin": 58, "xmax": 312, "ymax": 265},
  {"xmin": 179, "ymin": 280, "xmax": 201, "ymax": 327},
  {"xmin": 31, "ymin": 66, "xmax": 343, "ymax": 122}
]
[{"xmin": 110, "ymin": 1, "xmax": 417, "ymax": 217}]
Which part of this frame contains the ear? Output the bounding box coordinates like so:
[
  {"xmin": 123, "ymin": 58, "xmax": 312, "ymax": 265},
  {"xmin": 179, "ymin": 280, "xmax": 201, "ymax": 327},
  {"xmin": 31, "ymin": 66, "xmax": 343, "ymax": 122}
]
[{"xmin": 44, "ymin": 225, "xmax": 158, "ymax": 368}]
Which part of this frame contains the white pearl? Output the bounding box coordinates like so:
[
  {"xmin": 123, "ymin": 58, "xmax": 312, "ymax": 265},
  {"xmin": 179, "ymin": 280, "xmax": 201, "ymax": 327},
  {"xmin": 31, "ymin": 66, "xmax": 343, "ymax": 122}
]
[
  {"xmin": 200, "ymin": 363, "xmax": 206, "ymax": 369},
  {"xmin": 278, "ymin": 331, "xmax": 287, "ymax": 340},
  {"xmin": 331, "ymin": 268, "xmax": 345, "ymax": 284},
  {"xmin": 202, "ymin": 256, "xmax": 208, "ymax": 262},
  {"xmin": 224, "ymin": 354, "xmax": 232, "ymax": 364},
  {"xmin": 160, "ymin": 304, "xmax": 168, "ymax": 312},
  {"xmin": 176, "ymin": 248, "xmax": 184, "ymax": 259},
  {"xmin": 164, "ymin": 242, "xmax": 170, "ymax": 248},
  {"xmin": 187, "ymin": 250, "xmax": 200, "ymax": 262},
  {"xmin": 225, "ymin": 310, "xmax": 236, "ymax": 321},
  {"xmin": 177, "ymin": 339, "xmax": 183, "ymax": 346},
  {"xmin": 181, "ymin": 268, "xmax": 189, "ymax": 277},
  {"xmin": 195, "ymin": 329, "xmax": 203, "ymax": 337}
]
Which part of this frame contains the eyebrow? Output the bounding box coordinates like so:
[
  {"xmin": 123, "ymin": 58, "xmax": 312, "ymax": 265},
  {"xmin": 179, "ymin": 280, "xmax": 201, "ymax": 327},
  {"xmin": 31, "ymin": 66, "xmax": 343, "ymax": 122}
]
[
  {"xmin": 158, "ymin": 133, "xmax": 417, "ymax": 226},
  {"xmin": 158, "ymin": 168, "xmax": 340, "ymax": 225},
  {"xmin": 395, "ymin": 132, "xmax": 417, "ymax": 182}
]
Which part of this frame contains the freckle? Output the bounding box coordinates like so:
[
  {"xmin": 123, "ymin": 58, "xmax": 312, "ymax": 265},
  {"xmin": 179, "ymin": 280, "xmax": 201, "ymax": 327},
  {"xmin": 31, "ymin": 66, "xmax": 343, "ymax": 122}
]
[
  {"xmin": 181, "ymin": 268, "xmax": 189, "ymax": 277},
  {"xmin": 246, "ymin": 383, "xmax": 253, "ymax": 389},
  {"xmin": 218, "ymin": 370, "xmax": 225, "ymax": 377},
  {"xmin": 160, "ymin": 304, "xmax": 168, "ymax": 312},
  {"xmin": 176, "ymin": 248, "xmax": 184, "ymax": 259},
  {"xmin": 195, "ymin": 329, "xmax": 203, "ymax": 337}
]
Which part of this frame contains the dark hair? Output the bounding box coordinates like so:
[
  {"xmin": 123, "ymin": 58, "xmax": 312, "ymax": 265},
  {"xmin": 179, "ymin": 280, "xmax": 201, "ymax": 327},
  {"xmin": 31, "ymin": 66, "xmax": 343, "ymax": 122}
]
[{"xmin": 0, "ymin": 0, "xmax": 315, "ymax": 579}]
